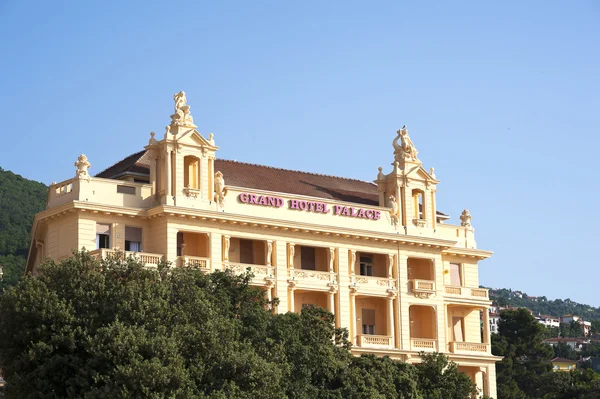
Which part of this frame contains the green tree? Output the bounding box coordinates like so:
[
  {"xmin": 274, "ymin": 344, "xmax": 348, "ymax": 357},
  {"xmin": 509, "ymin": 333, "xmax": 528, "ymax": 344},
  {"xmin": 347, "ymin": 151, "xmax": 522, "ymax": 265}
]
[
  {"xmin": 553, "ymin": 341, "xmax": 576, "ymax": 360},
  {"xmin": 492, "ymin": 309, "xmax": 555, "ymax": 399},
  {"xmin": 414, "ymin": 352, "xmax": 477, "ymax": 399},
  {"xmin": 0, "ymin": 251, "xmax": 477, "ymax": 398}
]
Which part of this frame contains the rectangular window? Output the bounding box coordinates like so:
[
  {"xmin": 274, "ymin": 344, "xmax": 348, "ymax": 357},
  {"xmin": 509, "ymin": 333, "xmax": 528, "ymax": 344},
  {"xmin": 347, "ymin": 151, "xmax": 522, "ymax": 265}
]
[
  {"xmin": 301, "ymin": 246, "xmax": 316, "ymax": 270},
  {"xmin": 359, "ymin": 255, "xmax": 373, "ymax": 276},
  {"xmin": 96, "ymin": 224, "xmax": 111, "ymax": 249},
  {"xmin": 125, "ymin": 227, "xmax": 142, "ymax": 252},
  {"xmin": 362, "ymin": 308, "xmax": 376, "ymax": 335},
  {"xmin": 117, "ymin": 185, "xmax": 136, "ymax": 195},
  {"xmin": 450, "ymin": 263, "xmax": 462, "ymax": 286},
  {"xmin": 240, "ymin": 239, "xmax": 254, "ymax": 264}
]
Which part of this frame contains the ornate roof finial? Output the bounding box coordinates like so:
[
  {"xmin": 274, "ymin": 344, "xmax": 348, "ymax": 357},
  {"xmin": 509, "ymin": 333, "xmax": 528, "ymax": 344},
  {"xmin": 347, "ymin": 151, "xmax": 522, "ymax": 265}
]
[
  {"xmin": 460, "ymin": 209, "xmax": 472, "ymax": 227},
  {"xmin": 392, "ymin": 125, "xmax": 419, "ymax": 162},
  {"xmin": 429, "ymin": 167, "xmax": 436, "ymax": 179},
  {"xmin": 209, "ymin": 133, "xmax": 215, "ymax": 145},
  {"xmin": 148, "ymin": 131, "xmax": 157, "ymax": 145},
  {"xmin": 377, "ymin": 166, "xmax": 384, "ymax": 180},
  {"xmin": 74, "ymin": 154, "xmax": 91, "ymax": 181},
  {"xmin": 170, "ymin": 91, "xmax": 196, "ymax": 127}
]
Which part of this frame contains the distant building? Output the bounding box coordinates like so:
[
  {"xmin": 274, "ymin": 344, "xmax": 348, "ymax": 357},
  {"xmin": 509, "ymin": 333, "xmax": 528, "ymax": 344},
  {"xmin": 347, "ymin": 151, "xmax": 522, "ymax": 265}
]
[
  {"xmin": 561, "ymin": 315, "xmax": 592, "ymax": 336},
  {"xmin": 536, "ymin": 315, "xmax": 560, "ymax": 328},
  {"xmin": 489, "ymin": 312, "xmax": 500, "ymax": 334},
  {"xmin": 551, "ymin": 357, "xmax": 577, "ymax": 372}
]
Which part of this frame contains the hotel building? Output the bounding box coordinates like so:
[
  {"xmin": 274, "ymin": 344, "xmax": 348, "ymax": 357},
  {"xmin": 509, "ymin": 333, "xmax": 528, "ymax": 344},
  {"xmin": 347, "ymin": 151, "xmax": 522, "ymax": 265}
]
[{"xmin": 26, "ymin": 92, "xmax": 499, "ymax": 397}]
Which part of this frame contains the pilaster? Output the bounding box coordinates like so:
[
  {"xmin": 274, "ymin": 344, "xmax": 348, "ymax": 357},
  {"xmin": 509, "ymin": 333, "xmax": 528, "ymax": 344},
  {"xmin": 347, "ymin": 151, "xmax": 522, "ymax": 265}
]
[
  {"xmin": 337, "ymin": 248, "xmax": 351, "ymax": 332},
  {"xmin": 274, "ymin": 240, "xmax": 288, "ymax": 314}
]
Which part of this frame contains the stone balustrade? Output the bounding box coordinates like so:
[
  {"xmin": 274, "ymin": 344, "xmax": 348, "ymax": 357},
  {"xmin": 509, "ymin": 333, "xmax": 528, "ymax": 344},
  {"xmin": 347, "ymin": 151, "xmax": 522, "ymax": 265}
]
[{"xmin": 356, "ymin": 334, "xmax": 393, "ymax": 349}]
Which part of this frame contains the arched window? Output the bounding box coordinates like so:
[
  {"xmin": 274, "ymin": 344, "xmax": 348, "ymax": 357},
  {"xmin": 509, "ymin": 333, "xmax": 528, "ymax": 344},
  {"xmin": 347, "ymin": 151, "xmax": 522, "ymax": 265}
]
[{"xmin": 184, "ymin": 156, "xmax": 200, "ymax": 189}]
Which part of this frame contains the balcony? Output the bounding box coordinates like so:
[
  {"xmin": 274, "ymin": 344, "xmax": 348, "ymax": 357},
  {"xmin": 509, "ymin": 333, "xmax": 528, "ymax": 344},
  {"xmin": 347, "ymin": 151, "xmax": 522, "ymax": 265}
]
[
  {"xmin": 411, "ymin": 338, "xmax": 438, "ymax": 352},
  {"xmin": 410, "ymin": 279, "xmax": 436, "ymax": 298},
  {"xmin": 444, "ymin": 286, "xmax": 489, "ymax": 300},
  {"xmin": 178, "ymin": 255, "xmax": 211, "ymax": 272},
  {"xmin": 90, "ymin": 248, "xmax": 163, "ymax": 268},
  {"xmin": 356, "ymin": 334, "xmax": 393, "ymax": 349},
  {"xmin": 449, "ymin": 341, "xmax": 489, "ymax": 355}
]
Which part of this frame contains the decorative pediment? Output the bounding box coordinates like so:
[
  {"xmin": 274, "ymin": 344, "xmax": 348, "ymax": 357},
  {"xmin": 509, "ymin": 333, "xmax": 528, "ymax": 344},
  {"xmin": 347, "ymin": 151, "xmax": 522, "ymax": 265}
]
[
  {"xmin": 177, "ymin": 130, "xmax": 217, "ymax": 149},
  {"xmin": 402, "ymin": 164, "xmax": 439, "ymax": 186}
]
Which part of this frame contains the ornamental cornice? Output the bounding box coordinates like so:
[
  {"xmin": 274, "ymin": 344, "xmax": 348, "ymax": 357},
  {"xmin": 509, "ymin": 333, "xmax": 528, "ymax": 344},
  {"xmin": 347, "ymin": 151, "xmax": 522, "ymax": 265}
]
[{"xmin": 442, "ymin": 247, "xmax": 493, "ymax": 261}]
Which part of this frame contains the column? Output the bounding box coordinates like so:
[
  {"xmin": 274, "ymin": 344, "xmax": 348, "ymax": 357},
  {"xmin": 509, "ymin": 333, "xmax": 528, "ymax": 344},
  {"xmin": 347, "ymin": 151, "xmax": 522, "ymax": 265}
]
[
  {"xmin": 288, "ymin": 284, "xmax": 296, "ymax": 313},
  {"xmin": 388, "ymin": 254, "xmax": 395, "ymax": 279},
  {"xmin": 222, "ymin": 235, "xmax": 230, "ymax": 263},
  {"xmin": 288, "ymin": 243, "xmax": 295, "ymax": 274},
  {"xmin": 266, "ymin": 286, "xmax": 272, "ymax": 302},
  {"xmin": 482, "ymin": 307, "xmax": 490, "ymax": 347},
  {"xmin": 350, "ymin": 289, "xmax": 357, "ymax": 345},
  {"xmin": 387, "ymin": 293, "xmax": 396, "ymax": 348},
  {"xmin": 329, "ymin": 247, "xmax": 335, "ymax": 274},
  {"xmin": 328, "ymin": 288, "xmax": 336, "ymax": 316},
  {"xmin": 266, "ymin": 240, "xmax": 273, "ymax": 267},
  {"xmin": 349, "ymin": 250, "xmax": 356, "ymax": 283}
]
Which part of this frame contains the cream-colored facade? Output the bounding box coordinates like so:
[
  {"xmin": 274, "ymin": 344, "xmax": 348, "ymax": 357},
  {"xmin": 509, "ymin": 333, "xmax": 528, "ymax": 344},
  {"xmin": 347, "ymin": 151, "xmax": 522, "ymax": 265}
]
[{"xmin": 26, "ymin": 92, "xmax": 499, "ymax": 397}]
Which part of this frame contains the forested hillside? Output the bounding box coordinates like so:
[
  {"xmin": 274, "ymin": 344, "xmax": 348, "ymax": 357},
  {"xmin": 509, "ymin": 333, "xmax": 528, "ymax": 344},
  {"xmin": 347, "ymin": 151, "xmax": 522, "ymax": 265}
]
[
  {"xmin": 488, "ymin": 287, "xmax": 600, "ymax": 323},
  {"xmin": 0, "ymin": 168, "xmax": 47, "ymax": 290}
]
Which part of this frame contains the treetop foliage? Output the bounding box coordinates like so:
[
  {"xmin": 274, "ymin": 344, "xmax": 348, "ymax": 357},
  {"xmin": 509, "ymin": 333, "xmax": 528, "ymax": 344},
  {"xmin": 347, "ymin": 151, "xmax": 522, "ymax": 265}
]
[{"xmin": 0, "ymin": 252, "xmax": 478, "ymax": 398}]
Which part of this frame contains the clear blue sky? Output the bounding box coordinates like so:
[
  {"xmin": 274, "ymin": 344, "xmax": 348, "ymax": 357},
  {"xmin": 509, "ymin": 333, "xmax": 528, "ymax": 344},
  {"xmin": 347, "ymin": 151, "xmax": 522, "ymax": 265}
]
[{"xmin": 1, "ymin": 1, "xmax": 599, "ymax": 305}]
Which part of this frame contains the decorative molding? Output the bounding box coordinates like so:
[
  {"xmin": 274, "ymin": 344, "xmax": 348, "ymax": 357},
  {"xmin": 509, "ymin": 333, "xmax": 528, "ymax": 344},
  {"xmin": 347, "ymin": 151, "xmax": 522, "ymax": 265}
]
[{"xmin": 183, "ymin": 187, "xmax": 201, "ymax": 199}]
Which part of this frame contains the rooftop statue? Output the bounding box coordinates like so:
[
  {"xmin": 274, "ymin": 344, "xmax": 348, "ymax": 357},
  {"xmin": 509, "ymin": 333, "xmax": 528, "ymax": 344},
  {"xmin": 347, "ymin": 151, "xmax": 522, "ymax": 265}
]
[
  {"xmin": 460, "ymin": 209, "xmax": 472, "ymax": 227},
  {"xmin": 74, "ymin": 154, "xmax": 91, "ymax": 181},
  {"xmin": 170, "ymin": 91, "xmax": 195, "ymax": 127},
  {"xmin": 393, "ymin": 125, "xmax": 419, "ymax": 162}
]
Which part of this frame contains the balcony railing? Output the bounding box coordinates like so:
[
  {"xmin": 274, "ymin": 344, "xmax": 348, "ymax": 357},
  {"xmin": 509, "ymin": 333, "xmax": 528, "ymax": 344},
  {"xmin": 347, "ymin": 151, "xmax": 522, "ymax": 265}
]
[
  {"xmin": 226, "ymin": 262, "xmax": 275, "ymax": 278},
  {"xmin": 356, "ymin": 334, "xmax": 393, "ymax": 349},
  {"xmin": 178, "ymin": 256, "xmax": 211, "ymax": 271},
  {"xmin": 410, "ymin": 279, "xmax": 436, "ymax": 298},
  {"xmin": 411, "ymin": 338, "xmax": 438, "ymax": 352},
  {"xmin": 354, "ymin": 275, "xmax": 392, "ymax": 289},
  {"xmin": 444, "ymin": 286, "xmax": 489, "ymax": 300},
  {"xmin": 90, "ymin": 248, "xmax": 163, "ymax": 268},
  {"xmin": 450, "ymin": 341, "xmax": 489, "ymax": 354},
  {"xmin": 290, "ymin": 269, "xmax": 333, "ymax": 282}
]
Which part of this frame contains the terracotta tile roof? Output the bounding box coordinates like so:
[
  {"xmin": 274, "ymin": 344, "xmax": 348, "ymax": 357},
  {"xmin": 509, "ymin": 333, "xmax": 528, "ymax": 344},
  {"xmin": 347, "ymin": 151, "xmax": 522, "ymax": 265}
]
[
  {"xmin": 552, "ymin": 357, "xmax": 575, "ymax": 363},
  {"xmin": 95, "ymin": 150, "xmax": 449, "ymax": 214}
]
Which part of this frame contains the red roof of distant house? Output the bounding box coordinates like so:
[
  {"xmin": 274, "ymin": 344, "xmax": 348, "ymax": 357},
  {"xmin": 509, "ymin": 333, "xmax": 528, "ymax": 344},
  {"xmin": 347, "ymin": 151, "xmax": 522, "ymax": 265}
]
[{"xmin": 552, "ymin": 357, "xmax": 575, "ymax": 363}]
